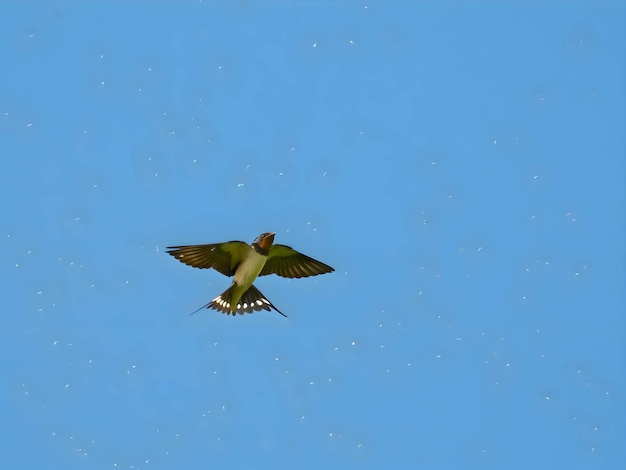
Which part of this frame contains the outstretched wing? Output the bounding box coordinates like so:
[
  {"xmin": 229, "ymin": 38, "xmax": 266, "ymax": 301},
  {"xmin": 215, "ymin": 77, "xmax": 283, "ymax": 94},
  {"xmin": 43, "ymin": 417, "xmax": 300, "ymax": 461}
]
[
  {"xmin": 166, "ymin": 241, "xmax": 249, "ymax": 277},
  {"xmin": 259, "ymin": 244, "xmax": 334, "ymax": 279}
]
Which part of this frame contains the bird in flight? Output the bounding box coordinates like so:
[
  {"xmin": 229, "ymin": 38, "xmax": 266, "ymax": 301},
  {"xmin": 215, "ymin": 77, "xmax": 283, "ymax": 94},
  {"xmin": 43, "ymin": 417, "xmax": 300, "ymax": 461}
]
[{"xmin": 166, "ymin": 232, "xmax": 334, "ymax": 317}]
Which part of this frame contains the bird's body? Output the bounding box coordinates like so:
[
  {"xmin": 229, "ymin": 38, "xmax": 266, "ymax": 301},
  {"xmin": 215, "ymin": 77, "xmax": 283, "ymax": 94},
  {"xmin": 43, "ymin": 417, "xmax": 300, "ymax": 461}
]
[
  {"xmin": 233, "ymin": 245, "xmax": 267, "ymax": 288},
  {"xmin": 223, "ymin": 240, "xmax": 270, "ymax": 313},
  {"xmin": 166, "ymin": 232, "xmax": 334, "ymax": 316}
]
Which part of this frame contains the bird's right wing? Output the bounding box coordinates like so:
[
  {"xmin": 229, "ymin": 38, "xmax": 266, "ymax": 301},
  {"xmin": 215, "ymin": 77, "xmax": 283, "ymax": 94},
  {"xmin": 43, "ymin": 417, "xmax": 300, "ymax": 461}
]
[{"xmin": 166, "ymin": 241, "xmax": 249, "ymax": 277}]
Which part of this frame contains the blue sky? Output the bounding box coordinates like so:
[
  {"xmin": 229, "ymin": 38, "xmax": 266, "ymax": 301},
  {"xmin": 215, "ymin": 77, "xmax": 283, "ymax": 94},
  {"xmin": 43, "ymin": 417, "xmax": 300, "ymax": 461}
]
[{"xmin": 1, "ymin": 2, "xmax": 624, "ymax": 469}]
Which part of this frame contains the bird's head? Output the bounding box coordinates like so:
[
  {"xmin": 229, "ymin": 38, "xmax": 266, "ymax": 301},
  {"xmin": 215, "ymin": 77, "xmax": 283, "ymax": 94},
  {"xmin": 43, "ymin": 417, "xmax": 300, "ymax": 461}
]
[{"xmin": 253, "ymin": 232, "xmax": 275, "ymax": 252}]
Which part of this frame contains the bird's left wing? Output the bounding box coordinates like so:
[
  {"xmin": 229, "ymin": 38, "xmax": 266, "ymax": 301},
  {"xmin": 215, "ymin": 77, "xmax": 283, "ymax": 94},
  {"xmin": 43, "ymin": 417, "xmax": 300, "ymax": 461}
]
[
  {"xmin": 260, "ymin": 244, "xmax": 334, "ymax": 278},
  {"xmin": 166, "ymin": 241, "xmax": 249, "ymax": 277}
]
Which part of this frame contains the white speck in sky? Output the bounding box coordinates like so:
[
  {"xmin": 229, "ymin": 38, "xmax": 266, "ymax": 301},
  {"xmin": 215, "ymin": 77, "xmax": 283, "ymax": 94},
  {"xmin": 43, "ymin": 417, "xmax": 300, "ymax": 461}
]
[{"xmin": 312, "ymin": 42, "xmax": 317, "ymax": 48}]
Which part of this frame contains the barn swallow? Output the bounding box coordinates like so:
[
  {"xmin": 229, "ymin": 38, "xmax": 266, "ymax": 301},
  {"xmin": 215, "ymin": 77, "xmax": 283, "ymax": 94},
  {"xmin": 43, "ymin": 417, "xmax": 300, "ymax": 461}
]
[{"xmin": 166, "ymin": 232, "xmax": 334, "ymax": 317}]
